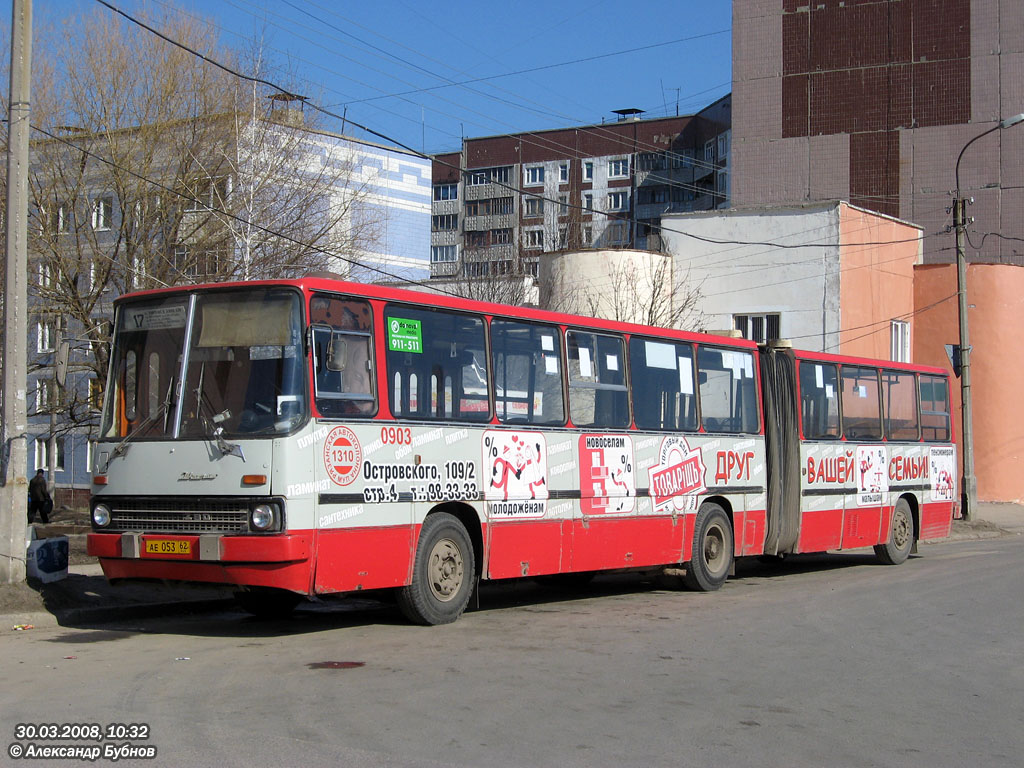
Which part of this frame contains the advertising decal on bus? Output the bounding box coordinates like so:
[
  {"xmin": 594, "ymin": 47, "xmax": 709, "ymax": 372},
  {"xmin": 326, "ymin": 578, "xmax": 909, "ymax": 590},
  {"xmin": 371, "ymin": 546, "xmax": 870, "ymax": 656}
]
[
  {"xmin": 930, "ymin": 446, "xmax": 956, "ymax": 502},
  {"xmin": 579, "ymin": 435, "xmax": 635, "ymax": 515},
  {"xmin": 323, "ymin": 426, "xmax": 362, "ymax": 486},
  {"xmin": 484, "ymin": 431, "xmax": 548, "ymax": 517},
  {"xmin": 648, "ymin": 436, "xmax": 707, "ymax": 514},
  {"xmin": 856, "ymin": 445, "xmax": 888, "ymax": 506}
]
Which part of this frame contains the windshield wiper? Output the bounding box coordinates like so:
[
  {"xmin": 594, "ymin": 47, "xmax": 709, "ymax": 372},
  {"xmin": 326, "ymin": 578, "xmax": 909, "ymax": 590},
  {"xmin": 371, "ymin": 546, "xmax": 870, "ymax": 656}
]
[
  {"xmin": 193, "ymin": 361, "xmax": 245, "ymax": 462},
  {"xmin": 99, "ymin": 379, "xmax": 176, "ymax": 473}
]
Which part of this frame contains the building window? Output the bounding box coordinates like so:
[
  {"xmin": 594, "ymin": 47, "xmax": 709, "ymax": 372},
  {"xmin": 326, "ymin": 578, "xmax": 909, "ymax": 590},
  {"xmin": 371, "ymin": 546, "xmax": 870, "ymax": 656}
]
[
  {"xmin": 430, "ymin": 245, "xmax": 458, "ymax": 263},
  {"xmin": 91, "ymin": 196, "xmax": 112, "ymax": 230},
  {"xmin": 605, "ymin": 221, "xmax": 628, "ymax": 244},
  {"xmin": 46, "ymin": 204, "xmax": 70, "ymax": 234},
  {"xmin": 583, "ymin": 193, "xmax": 593, "ymax": 211},
  {"xmin": 891, "ymin": 320, "xmax": 910, "ymax": 363},
  {"xmin": 582, "ymin": 225, "xmax": 592, "ymax": 245},
  {"xmin": 583, "ymin": 161, "xmax": 594, "ymax": 181},
  {"xmin": 638, "ymin": 152, "xmax": 665, "ymax": 171},
  {"xmin": 717, "ymin": 131, "xmax": 730, "ymax": 165},
  {"xmin": 704, "ymin": 140, "xmax": 715, "ymax": 163},
  {"xmin": 524, "ymin": 165, "xmax": 544, "ymax": 186},
  {"xmin": 524, "ymin": 229, "xmax": 544, "ymax": 249},
  {"xmin": 558, "ymin": 194, "xmax": 568, "ymax": 215},
  {"xmin": 493, "ymin": 228, "xmax": 512, "ymax": 244},
  {"xmin": 607, "ymin": 190, "xmax": 629, "ymax": 211},
  {"xmin": 431, "ymin": 214, "xmax": 458, "ymax": 231},
  {"xmin": 608, "ymin": 158, "xmax": 629, "ymax": 179},
  {"xmin": 37, "ymin": 262, "xmax": 52, "ymax": 288},
  {"xmin": 466, "ymin": 166, "xmax": 510, "ymax": 186},
  {"xmin": 559, "ymin": 162, "xmax": 569, "ymax": 183},
  {"xmin": 37, "ymin": 319, "xmax": 55, "ymax": 353},
  {"xmin": 34, "ymin": 436, "xmax": 65, "ymax": 472},
  {"xmin": 433, "ymin": 184, "xmax": 458, "ymax": 201},
  {"xmin": 465, "ymin": 231, "xmax": 489, "ymax": 249},
  {"xmin": 89, "ymin": 378, "xmax": 104, "ymax": 411},
  {"xmin": 557, "ymin": 225, "xmax": 568, "ymax": 248},
  {"xmin": 465, "ymin": 261, "xmax": 490, "ymax": 277},
  {"xmin": 640, "ymin": 187, "xmax": 668, "ymax": 205},
  {"xmin": 36, "ymin": 379, "xmax": 53, "ymax": 414},
  {"xmin": 523, "ymin": 197, "xmax": 544, "ymax": 218},
  {"xmin": 734, "ymin": 313, "xmax": 781, "ymax": 344},
  {"xmin": 715, "ymin": 170, "xmax": 729, "ymax": 198}
]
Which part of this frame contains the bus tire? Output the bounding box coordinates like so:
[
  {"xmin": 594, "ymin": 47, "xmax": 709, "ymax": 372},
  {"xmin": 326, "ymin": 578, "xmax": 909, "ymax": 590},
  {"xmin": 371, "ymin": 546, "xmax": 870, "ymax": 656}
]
[
  {"xmin": 398, "ymin": 512, "xmax": 475, "ymax": 625},
  {"xmin": 233, "ymin": 587, "xmax": 302, "ymax": 619},
  {"xmin": 875, "ymin": 498, "xmax": 914, "ymax": 565},
  {"xmin": 683, "ymin": 503, "xmax": 734, "ymax": 592}
]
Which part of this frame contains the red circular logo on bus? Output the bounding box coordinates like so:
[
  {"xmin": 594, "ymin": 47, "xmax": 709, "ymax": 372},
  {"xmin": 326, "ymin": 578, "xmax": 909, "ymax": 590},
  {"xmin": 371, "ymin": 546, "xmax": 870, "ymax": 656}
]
[{"xmin": 324, "ymin": 426, "xmax": 362, "ymax": 486}]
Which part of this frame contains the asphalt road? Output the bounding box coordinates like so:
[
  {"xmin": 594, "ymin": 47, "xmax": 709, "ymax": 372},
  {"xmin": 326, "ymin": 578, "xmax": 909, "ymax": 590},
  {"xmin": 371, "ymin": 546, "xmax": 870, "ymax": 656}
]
[{"xmin": 2, "ymin": 537, "xmax": 1021, "ymax": 768}]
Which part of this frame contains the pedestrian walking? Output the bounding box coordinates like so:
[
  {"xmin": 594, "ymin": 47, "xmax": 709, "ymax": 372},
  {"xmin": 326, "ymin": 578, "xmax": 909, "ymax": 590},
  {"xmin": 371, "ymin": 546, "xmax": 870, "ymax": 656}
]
[{"xmin": 28, "ymin": 469, "xmax": 52, "ymax": 524}]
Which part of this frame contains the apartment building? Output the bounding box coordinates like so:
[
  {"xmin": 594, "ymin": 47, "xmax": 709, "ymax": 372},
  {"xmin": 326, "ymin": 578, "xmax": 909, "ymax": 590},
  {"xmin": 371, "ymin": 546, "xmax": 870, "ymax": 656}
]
[{"xmin": 430, "ymin": 96, "xmax": 732, "ymax": 280}]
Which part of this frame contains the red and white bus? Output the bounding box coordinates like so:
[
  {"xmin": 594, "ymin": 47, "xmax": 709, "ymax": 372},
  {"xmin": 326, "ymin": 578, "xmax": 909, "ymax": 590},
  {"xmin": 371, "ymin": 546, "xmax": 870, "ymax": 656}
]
[{"xmin": 87, "ymin": 277, "xmax": 956, "ymax": 624}]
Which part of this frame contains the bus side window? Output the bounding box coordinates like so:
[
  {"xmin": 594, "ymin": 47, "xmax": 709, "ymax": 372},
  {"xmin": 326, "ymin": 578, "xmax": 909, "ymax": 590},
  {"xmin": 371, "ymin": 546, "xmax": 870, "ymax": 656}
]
[
  {"xmin": 384, "ymin": 304, "xmax": 490, "ymax": 422},
  {"xmin": 629, "ymin": 337, "xmax": 697, "ymax": 431},
  {"xmin": 566, "ymin": 331, "xmax": 629, "ymax": 428},
  {"xmin": 840, "ymin": 365, "xmax": 882, "ymax": 440},
  {"xmin": 697, "ymin": 346, "xmax": 759, "ymax": 434},
  {"xmin": 882, "ymin": 370, "xmax": 920, "ymax": 441},
  {"xmin": 310, "ymin": 294, "xmax": 376, "ymax": 418},
  {"xmin": 920, "ymin": 375, "xmax": 951, "ymax": 442},
  {"xmin": 491, "ymin": 319, "xmax": 565, "ymax": 426},
  {"xmin": 798, "ymin": 361, "xmax": 840, "ymax": 439}
]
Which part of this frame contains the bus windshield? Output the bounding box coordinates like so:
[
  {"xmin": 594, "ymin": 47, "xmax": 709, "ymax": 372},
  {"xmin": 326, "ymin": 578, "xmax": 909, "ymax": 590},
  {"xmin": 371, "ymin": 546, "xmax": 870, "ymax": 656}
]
[{"xmin": 101, "ymin": 287, "xmax": 306, "ymax": 440}]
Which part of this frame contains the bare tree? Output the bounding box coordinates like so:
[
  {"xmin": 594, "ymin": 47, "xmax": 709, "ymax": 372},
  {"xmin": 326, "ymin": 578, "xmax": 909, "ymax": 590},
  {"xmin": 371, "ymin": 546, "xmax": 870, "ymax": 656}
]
[
  {"xmin": 11, "ymin": 7, "xmax": 381, "ymax": 433},
  {"xmin": 541, "ymin": 251, "xmax": 705, "ymax": 330}
]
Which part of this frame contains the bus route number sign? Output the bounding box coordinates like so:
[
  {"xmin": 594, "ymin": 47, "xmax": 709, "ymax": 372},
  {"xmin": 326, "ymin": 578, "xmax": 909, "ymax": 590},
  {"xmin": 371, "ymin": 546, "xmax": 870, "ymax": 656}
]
[{"xmin": 388, "ymin": 318, "xmax": 422, "ymax": 354}]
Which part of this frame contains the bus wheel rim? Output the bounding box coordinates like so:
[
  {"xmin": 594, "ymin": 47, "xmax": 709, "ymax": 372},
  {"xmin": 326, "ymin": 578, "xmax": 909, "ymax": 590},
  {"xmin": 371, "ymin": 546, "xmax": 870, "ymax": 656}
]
[
  {"xmin": 704, "ymin": 523, "xmax": 727, "ymax": 575},
  {"xmin": 893, "ymin": 509, "xmax": 911, "ymax": 549},
  {"xmin": 428, "ymin": 537, "xmax": 464, "ymax": 602}
]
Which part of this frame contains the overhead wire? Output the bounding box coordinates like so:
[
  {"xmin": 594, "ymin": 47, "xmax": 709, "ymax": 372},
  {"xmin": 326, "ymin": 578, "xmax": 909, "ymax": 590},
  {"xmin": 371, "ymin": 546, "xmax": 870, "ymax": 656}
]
[{"xmin": 89, "ymin": 0, "xmax": 966, "ymax": 298}]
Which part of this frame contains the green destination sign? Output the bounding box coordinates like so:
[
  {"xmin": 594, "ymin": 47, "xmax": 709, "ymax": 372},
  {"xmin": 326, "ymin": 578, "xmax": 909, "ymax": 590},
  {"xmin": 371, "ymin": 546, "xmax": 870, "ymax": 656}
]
[{"xmin": 388, "ymin": 317, "xmax": 422, "ymax": 353}]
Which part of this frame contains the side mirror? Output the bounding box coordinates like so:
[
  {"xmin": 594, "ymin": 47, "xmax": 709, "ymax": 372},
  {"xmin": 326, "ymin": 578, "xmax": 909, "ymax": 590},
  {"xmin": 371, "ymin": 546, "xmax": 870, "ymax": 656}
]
[{"xmin": 327, "ymin": 335, "xmax": 347, "ymax": 372}]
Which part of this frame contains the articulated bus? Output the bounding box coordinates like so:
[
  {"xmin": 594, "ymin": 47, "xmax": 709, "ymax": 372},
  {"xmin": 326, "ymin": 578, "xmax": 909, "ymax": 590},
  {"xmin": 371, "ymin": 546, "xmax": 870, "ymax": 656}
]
[{"xmin": 87, "ymin": 277, "xmax": 956, "ymax": 624}]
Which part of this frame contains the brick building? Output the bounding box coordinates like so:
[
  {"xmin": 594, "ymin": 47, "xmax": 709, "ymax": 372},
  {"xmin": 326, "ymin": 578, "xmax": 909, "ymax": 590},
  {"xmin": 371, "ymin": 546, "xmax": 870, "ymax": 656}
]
[
  {"xmin": 732, "ymin": 0, "xmax": 1024, "ymax": 264},
  {"xmin": 430, "ymin": 97, "xmax": 732, "ymax": 280}
]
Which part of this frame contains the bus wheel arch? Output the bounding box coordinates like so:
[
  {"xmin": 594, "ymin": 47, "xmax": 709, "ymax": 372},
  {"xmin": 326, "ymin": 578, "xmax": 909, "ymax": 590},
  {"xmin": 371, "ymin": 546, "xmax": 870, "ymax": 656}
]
[
  {"xmin": 429, "ymin": 501, "xmax": 484, "ymax": 579},
  {"xmin": 684, "ymin": 500, "xmax": 734, "ymax": 592},
  {"xmin": 875, "ymin": 495, "xmax": 917, "ymax": 566},
  {"xmin": 398, "ymin": 507, "xmax": 478, "ymax": 625}
]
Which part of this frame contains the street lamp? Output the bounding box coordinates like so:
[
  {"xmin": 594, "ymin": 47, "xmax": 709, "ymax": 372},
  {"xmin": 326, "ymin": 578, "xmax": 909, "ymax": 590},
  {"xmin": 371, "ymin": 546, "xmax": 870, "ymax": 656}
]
[{"xmin": 951, "ymin": 112, "xmax": 1024, "ymax": 521}]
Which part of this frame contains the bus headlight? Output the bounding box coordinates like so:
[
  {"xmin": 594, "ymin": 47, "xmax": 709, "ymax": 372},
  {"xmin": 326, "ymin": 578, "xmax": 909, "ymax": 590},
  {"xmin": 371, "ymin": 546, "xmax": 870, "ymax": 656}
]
[
  {"xmin": 92, "ymin": 504, "xmax": 112, "ymax": 528},
  {"xmin": 250, "ymin": 504, "xmax": 276, "ymax": 531}
]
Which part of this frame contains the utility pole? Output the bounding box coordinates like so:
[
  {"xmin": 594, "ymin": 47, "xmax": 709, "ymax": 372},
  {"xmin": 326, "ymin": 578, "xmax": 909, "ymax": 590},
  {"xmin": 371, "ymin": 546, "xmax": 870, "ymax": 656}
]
[
  {"xmin": 2, "ymin": 0, "xmax": 32, "ymax": 583},
  {"xmin": 952, "ymin": 195, "xmax": 977, "ymax": 521},
  {"xmin": 48, "ymin": 317, "xmax": 63, "ymax": 493},
  {"xmin": 951, "ymin": 111, "xmax": 1023, "ymax": 521}
]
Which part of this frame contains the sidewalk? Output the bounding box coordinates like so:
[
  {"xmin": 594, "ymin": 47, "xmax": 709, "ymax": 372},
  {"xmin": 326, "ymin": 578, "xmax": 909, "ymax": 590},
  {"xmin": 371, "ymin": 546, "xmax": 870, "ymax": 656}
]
[{"xmin": 3, "ymin": 503, "xmax": 1022, "ymax": 630}]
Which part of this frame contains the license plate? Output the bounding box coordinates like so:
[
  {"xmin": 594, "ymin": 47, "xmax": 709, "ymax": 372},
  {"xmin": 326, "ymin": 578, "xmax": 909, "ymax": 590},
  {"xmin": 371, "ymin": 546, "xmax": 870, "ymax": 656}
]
[{"xmin": 145, "ymin": 539, "xmax": 191, "ymax": 555}]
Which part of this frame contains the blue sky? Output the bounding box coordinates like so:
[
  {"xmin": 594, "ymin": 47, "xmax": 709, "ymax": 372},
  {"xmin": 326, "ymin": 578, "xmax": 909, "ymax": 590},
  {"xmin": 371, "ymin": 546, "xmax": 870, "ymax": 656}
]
[{"xmin": 33, "ymin": 0, "xmax": 732, "ymax": 154}]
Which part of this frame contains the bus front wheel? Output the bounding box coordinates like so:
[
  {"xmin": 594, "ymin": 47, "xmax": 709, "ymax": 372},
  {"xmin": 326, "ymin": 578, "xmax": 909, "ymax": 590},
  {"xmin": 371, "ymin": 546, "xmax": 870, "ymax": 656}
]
[
  {"xmin": 398, "ymin": 512, "xmax": 475, "ymax": 625},
  {"xmin": 875, "ymin": 498, "xmax": 915, "ymax": 565},
  {"xmin": 684, "ymin": 503, "xmax": 734, "ymax": 592}
]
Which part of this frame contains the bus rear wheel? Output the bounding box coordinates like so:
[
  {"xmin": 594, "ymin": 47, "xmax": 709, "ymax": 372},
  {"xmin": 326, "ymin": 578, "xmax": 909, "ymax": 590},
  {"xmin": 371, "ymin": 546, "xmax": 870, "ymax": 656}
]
[
  {"xmin": 684, "ymin": 503, "xmax": 734, "ymax": 592},
  {"xmin": 875, "ymin": 498, "xmax": 914, "ymax": 565},
  {"xmin": 398, "ymin": 512, "xmax": 475, "ymax": 625}
]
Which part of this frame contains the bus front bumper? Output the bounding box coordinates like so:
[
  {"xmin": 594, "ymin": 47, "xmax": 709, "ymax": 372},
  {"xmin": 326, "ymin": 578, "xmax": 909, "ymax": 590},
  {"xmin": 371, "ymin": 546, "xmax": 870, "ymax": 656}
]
[{"xmin": 86, "ymin": 532, "xmax": 314, "ymax": 593}]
